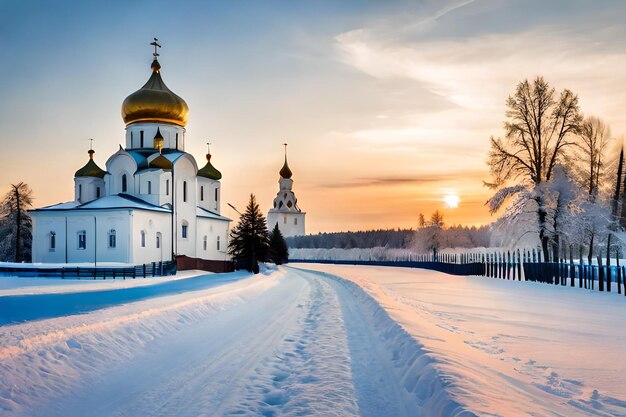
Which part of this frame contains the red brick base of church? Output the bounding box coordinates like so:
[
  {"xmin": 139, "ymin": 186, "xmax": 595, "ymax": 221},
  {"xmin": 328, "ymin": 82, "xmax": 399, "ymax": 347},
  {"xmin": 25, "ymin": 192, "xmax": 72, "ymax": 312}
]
[{"xmin": 175, "ymin": 255, "xmax": 234, "ymax": 273}]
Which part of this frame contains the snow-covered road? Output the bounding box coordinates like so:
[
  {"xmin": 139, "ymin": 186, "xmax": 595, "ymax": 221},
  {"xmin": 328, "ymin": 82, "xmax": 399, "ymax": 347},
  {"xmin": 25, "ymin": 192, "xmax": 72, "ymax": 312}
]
[
  {"xmin": 4, "ymin": 264, "xmax": 623, "ymax": 417},
  {"xmin": 1, "ymin": 267, "xmax": 460, "ymax": 417}
]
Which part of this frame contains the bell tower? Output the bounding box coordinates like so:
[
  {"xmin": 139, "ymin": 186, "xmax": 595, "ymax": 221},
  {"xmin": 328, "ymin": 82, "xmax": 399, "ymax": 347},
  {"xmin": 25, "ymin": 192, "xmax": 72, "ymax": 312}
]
[{"xmin": 267, "ymin": 144, "xmax": 305, "ymax": 237}]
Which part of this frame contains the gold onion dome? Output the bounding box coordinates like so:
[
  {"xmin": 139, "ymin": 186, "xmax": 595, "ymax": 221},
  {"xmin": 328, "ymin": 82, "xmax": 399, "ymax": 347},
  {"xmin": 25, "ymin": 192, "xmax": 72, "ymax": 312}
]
[
  {"xmin": 197, "ymin": 153, "xmax": 222, "ymax": 180},
  {"xmin": 121, "ymin": 59, "xmax": 189, "ymax": 127},
  {"xmin": 280, "ymin": 156, "xmax": 292, "ymax": 179},
  {"xmin": 149, "ymin": 153, "xmax": 173, "ymax": 170},
  {"xmin": 75, "ymin": 150, "xmax": 106, "ymax": 178}
]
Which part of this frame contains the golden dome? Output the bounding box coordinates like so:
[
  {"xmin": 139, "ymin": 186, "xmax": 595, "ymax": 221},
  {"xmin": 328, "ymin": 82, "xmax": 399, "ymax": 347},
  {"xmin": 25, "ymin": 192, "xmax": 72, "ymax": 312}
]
[{"xmin": 121, "ymin": 59, "xmax": 189, "ymax": 127}]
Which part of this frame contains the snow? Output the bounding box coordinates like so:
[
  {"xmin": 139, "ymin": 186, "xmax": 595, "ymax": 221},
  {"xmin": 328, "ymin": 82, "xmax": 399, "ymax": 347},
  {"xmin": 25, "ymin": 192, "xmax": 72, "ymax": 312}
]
[
  {"xmin": 2, "ymin": 264, "xmax": 625, "ymax": 416},
  {"xmin": 0, "ymin": 270, "xmax": 208, "ymax": 296},
  {"xmin": 294, "ymin": 263, "xmax": 626, "ymax": 417}
]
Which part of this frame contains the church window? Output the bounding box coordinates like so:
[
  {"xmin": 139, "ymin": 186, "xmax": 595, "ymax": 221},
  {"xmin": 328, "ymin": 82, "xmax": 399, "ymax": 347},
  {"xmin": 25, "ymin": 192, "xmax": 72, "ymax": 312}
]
[
  {"xmin": 108, "ymin": 229, "xmax": 116, "ymax": 248},
  {"xmin": 122, "ymin": 174, "xmax": 128, "ymax": 193},
  {"xmin": 215, "ymin": 188, "xmax": 218, "ymax": 201},
  {"xmin": 175, "ymin": 133, "xmax": 179, "ymax": 149},
  {"xmin": 78, "ymin": 231, "xmax": 86, "ymax": 250},
  {"xmin": 140, "ymin": 130, "xmax": 144, "ymax": 148},
  {"xmin": 96, "ymin": 187, "xmax": 101, "ymax": 198},
  {"xmin": 78, "ymin": 184, "xmax": 82, "ymax": 201},
  {"xmin": 49, "ymin": 231, "xmax": 56, "ymax": 251},
  {"xmin": 182, "ymin": 223, "xmax": 188, "ymax": 239},
  {"xmin": 203, "ymin": 236, "xmax": 207, "ymax": 251},
  {"xmin": 279, "ymin": 201, "xmax": 283, "ymax": 209},
  {"xmin": 200, "ymin": 186, "xmax": 204, "ymax": 201},
  {"xmin": 156, "ymin": 233, "xmax": 161, "ymax": 249},
  {"xmin": 147, "ymin": 181, "xmax": 152, "ymax": 195},
  {"xmin": 166, "ymin": 179, "xmax": 169, "ymax": 196},
  {"xmin": 183, "ymin": 181, "xmax": 187, "ymax": 202},
  {"xmin": 217, "ymin": 236, "xmax": 221, "ymax": 251},
  {"xmin": 294, "ymin": 218, "xmax": 298, "ymax": 225},
  {"xmin": 287, "ymin": 201, "xmax": 293, "ymax": 208},
  {"xmin": 141, "ymin": 231, "xmax": 146, "ymax": 247}
]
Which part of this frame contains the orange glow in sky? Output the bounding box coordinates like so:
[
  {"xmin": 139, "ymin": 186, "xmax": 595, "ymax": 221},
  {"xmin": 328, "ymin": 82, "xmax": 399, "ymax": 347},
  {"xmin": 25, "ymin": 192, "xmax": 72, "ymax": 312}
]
[{"xmin": 1, "ymin": 2, "xmax": 626, "ymax": 233}]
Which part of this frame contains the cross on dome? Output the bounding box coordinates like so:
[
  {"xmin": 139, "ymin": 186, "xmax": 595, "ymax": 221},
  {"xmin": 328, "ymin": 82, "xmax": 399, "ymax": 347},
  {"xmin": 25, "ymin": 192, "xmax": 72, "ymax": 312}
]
[{"xmin": 150, "ymin": 37, "xmax": 161, "ymax": 58}]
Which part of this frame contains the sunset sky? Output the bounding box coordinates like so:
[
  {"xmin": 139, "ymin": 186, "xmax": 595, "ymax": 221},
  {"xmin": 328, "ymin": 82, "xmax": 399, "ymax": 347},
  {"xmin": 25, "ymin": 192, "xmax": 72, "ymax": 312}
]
[{"xmin": 1, "ymin": 0, "xmax": 626, "ymax": 233}]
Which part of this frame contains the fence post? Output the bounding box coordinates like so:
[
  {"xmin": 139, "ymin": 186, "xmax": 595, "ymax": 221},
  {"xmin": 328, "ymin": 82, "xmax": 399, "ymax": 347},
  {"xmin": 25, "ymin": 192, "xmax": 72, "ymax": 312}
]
[
  {"xmin": 597, "ymin": 253, "xmax": 605, "ymax": 292},
  {"xmin": 617, "ymin": 248, "xmax": 622, "ymax": 295}
]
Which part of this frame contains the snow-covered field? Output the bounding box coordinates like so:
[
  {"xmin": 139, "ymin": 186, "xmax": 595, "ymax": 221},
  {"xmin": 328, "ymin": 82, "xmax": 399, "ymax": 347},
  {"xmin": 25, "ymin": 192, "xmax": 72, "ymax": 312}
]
[
  {"xmin": 295, "ymin": 263, "xmax": 626, "ymax": 417},
  {"xmin": 1, "ymin": 264, "xmax": 625, "ymax": 416}
]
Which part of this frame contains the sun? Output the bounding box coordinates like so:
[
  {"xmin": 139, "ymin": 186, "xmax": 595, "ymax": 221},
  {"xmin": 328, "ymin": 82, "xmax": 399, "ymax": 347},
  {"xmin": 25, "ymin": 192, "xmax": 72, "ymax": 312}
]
[{"xmin": 444, "ymin": 194, "xmax": 460, "ymax": 209}]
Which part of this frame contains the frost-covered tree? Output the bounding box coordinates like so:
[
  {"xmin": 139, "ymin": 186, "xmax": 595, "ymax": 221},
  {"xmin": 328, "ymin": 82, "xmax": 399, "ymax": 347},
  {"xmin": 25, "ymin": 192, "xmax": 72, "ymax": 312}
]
[
  {"xmin": 228, "ymin": 194, "xmax": 270, "ymax": 274},
  {"xmin": 0, "ymin": 182, "xmax": 33, "ymax": 263},
  {"xmin": 487, "ymin": 77, "xmax": 582, "ymax": 260},
  {"xmin": 268, "ymin": 223, "xmax": 289, "ymax": 265}
]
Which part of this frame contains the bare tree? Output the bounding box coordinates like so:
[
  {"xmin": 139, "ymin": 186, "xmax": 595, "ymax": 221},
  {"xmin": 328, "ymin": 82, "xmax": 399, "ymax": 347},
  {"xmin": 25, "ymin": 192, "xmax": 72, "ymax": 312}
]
[
  {"xmin": 572, "ymin": 116, "xmax": 613, "ymax": 202},
  {"xmin": 487, "ymin": 76, "xmax": 582, "ymax": 260}
]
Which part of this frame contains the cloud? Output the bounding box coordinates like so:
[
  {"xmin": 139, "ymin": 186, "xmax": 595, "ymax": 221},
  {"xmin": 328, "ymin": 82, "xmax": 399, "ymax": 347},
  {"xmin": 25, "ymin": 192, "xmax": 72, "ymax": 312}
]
[
  {"xmin": 334, "ymin": 24, "xmax": 626, "ymax": 130},
  {"xmin": 316, "ymin": 170, "xmax": 486, "ymax": 189}
]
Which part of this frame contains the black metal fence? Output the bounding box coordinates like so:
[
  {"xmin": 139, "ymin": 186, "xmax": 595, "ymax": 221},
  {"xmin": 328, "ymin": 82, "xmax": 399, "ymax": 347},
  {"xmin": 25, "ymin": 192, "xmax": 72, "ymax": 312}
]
[{"xmin": 0, "ymin": 261, "xmax": 177, "ymax": 279}]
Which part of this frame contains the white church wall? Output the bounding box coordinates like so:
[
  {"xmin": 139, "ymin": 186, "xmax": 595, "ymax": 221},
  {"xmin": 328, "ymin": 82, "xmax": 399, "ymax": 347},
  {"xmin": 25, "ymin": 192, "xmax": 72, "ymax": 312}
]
[
  {"xmin": 130, "ymin": 210, "xmax": 172, "ymax": 265},
  {"xmin": 136, "ymin": 170, "xmax": 171, "ymax": 206},
  {"xmin": 195, "ymin": 218, "xmax": 229, "ymax": 261},
  {"xmin": 74, "ymin": 177, "xmax": 105, "ymax": 203},
  {"xmin": 31, "ymin": 215, "xmax": 67, "ymax": 263},
  {"xmin": 125, "ymin": 123, "xmax": 185, "ymax": 150},
  {"xmin": 32, "ymin": 210, "xmax": 133, "ymax": 264},
  {"xmin": 172, "ymin": 155, "xmax": 198, "ymax": 258},
  {"xmin": 197, "ymin": 177, "xmax": 220, "ymax": 213},
  {"xmin": 106, "ymin": 152, "xmax": 137, "ymax": 195},
  {"xmin": 267, "ymin": 212, "xmax": 305, "ymax": 238}
]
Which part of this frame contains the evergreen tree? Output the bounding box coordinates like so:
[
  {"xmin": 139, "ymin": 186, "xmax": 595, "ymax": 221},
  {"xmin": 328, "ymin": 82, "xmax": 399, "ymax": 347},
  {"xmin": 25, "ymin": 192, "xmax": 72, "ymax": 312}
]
[
  {"xmin": 228, "ymin": 194, "xmax": 270, "ymax": 273},
  {"xmin": 268, "ymin": 223, "xmax": 289, "ymax": 265},
  {"xmin": 0, "ymin": 182, "xmax": 33, "ymax": 262}
]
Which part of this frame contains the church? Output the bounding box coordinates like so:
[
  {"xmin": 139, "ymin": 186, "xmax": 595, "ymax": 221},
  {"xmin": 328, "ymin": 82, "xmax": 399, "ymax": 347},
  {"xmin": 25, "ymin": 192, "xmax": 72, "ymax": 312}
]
[
  {"xmin": 29, "ymin": 41, "xmax": 232, "ymax": 271},
  {"xmin": 267, "ymin": 145, "xmax": 306, "ymax": 237}
]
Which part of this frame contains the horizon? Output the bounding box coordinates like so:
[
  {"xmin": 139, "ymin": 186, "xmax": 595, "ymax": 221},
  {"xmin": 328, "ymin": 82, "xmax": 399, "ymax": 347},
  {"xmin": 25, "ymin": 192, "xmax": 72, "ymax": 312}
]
[{"xmin": 2, "ymin": 0, "xmax": 626, "ymax": 233}]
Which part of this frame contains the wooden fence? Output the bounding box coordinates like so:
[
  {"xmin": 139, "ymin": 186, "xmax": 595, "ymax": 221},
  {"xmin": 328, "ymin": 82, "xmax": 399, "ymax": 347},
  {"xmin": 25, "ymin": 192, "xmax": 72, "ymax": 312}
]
[
  {"xmin": 290, "ymin": 247, "xmax": 626, "ymax": 296},
  {"xmin": 0, "ymin": 261, "xmax": 177, "ymax": 279}
]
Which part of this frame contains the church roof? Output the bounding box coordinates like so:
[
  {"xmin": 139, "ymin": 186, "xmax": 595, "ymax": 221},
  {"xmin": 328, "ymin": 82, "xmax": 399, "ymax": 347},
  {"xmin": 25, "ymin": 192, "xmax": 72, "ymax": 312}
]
[
  {"xmin": 32, "ymin": 194, "xmax": 171, "ymax": 213},
  {"xmin": 75, "ymin": 150, "xmax": 107, "ymax": 178},
  {"xmin": 128, "ymin": 149, "xmax": 187, "ymax": 171},
  {"xmin": 121, "ymin": 59, "xmax": 189, "ymax": 127},
  {"xmin": 197, "ymin": 206, "xmax": 231, "ymax": 222},
  {"xmin": 197, "ymin": 153, "xmax": 222, "ymax": 180}
]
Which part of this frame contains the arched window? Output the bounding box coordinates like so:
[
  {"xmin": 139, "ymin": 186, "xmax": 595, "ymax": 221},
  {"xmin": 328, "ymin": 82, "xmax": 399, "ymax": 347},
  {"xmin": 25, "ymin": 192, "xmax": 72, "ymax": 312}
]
[
  {"xmin": 156, "ymin": 232, "xmax": 161, "ymax": 249},
  {"xmin": 108, "ymin": 229, "xmax": 116, "ymax": 248},
  {"xmin": 140, "ymin": 230, "xmax": 146, "ymax": 247},
  {"xmin": 122, "ymin": 174, "xmax": 128, "ymax": 193},
  {"xmin": 217, "ymin": 236, "xmax": 221, "ymax": 251},
  {"xmin": 200, "ymin": 186, "xmax": 204, "ymax": 201},
  {"xmin": 203, "ymin": 235, "xmax": 207, "ymax": 251},
  {"xmin": 215, "ymin": 188, "xmax": 218, "ymax": 201},
  {"xmin": 78, "ymin": 184, "xmax": 82, "ymax": 201},
  {"xmin": 166, "ymin": 179, "xmax": 169, "ymax": 196},
  {"xmin": 140, "ymin": 130, "xmax": 144, "ymax": 148},
  {"xmin": 147, "ymin": 181, "xmax": 152, "ymax": 195},
  {"xmin": 183, "ymin": 181, "xmax": 187, "ymax": 202},
  {"xmin": 49, "ymin": 231, "xmax": 56, "ymax": 251},
  {"xmin": 96, "ymin": 187, "xmax": 101, "ymax": 198},
  {"xmin": 77, "ymin": 230, "xmax": 86, "ymax": 250},
  {"xmin": 181, "ymin": 221, "xmax": 188, "ymax": 239}
]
